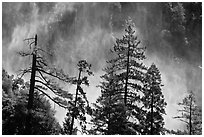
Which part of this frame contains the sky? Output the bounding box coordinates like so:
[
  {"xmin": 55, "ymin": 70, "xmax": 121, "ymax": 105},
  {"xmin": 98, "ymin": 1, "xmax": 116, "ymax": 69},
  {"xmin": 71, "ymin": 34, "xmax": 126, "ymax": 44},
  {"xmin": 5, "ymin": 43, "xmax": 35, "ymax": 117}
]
[{"xmin": 2, "ymin": 2, "xmax": 202, "ymax": 132}]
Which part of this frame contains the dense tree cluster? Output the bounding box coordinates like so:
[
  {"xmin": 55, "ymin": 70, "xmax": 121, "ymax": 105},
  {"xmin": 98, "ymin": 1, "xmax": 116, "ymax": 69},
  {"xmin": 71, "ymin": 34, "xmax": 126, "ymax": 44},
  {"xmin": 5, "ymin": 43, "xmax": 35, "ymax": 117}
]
[
  {"xmin": 2, "ymin": 2, "xmax": 201, "ymax": 135},
  {"xmin": 90, "ymin": 19, "xmax": 167, "ymax": 135},
  {"xmin": 142, "ymin": 64, "xmax": 167, "ymax": 134},
  {"xmin": 2, "ymin": 69, "xmax": 62, "ymax": 135}
]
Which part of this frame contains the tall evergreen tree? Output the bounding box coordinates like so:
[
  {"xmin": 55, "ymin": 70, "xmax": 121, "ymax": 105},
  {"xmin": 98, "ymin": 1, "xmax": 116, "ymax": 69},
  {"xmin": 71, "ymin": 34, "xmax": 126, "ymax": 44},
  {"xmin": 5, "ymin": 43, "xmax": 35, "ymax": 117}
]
[
  {"xmin": 90, "ymin": 63, "xmax": 134, "ymax": 135},
  {"xmin": 91, "ymin": 18, "xmax": 147, "ymax": 134},
  {"xmin": 62, "ymin": 60, "xmax": 93, "ymax": 135},
  {"xmin": 173, "ymin": 91, "xmax": 202, "ymax": 135},
  {"xmin": 110, "ymin": 18, "xmax": 147, "ymax": 134},
  {"xmin": 142, "ymin": 64, "xmax": 167, "ymax": 135},
  {"xmin": 111, "ymin": 18, "xmax": 147, "ymax": 106}
]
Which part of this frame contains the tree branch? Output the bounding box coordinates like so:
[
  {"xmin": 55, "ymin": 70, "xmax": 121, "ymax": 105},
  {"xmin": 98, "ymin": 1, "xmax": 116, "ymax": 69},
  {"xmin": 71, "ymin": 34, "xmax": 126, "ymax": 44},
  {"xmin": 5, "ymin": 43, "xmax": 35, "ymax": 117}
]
[
  {"xmin": 36, "ymin": 48, "xmax": 53, "ymax": 56},
  {"xmin": 36, "ymin": 60, "xmax": 48, "ymax": 68},
  {"xmin": 37, "ymin": 68, "xmax": 73, "ymax": 83},
  {"xmin": 179, "ymin": 119, "xmax": 189, "ymax": 124},
  {"xmin": 17, "ymin": 68, "xmax": 32, "ymax": 78},
  {"xmin": 35, "ymin": 79, "xmax": 60, "ymax": 95},
  {"xmin": 24, "ymin": 38, "xmax": 35, "ymax": 41},
  {"xmin": 35, "ymin": 87, "xmax": 68, "ymax": 109},
  {"xmin": 177, "ymin": 109, "xmax": 189, "ymax": 113}
]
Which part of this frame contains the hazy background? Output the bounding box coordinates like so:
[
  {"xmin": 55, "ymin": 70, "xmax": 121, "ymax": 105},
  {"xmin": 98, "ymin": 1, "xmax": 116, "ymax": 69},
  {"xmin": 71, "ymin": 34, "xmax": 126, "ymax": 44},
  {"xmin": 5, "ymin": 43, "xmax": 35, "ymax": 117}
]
[{"xmin": 2, "ymin": 2, "xmax": 202, "ymax": 131}]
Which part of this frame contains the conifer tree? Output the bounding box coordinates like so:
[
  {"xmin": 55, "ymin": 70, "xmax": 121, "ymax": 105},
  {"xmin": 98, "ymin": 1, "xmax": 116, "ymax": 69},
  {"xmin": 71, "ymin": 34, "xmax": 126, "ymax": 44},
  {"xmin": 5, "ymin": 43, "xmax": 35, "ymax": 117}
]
[
  {"xmin": 91, "ymin": 18, "xmax": 147, "ymax": 134},
  {"xmin": 62, "ymin": 60, "xmax": 93, "ymax": 135},
  {"xmin": 142, "ymin": 64, "xmax": 167, "ymax": 135},
  {"xmin": 90, "ymin": 63, "xmax": 134, "ymax": 135},
  {"xmin": 173, "ymin": 91, "xmax": 202, "ymax": 135},
  {"xmin": 111, "ymin": 18, "xmax": 147, "ymax": 133},
  {"xmin": 111, "ymin": 18, "xmax": 147, "ymax": 106}
]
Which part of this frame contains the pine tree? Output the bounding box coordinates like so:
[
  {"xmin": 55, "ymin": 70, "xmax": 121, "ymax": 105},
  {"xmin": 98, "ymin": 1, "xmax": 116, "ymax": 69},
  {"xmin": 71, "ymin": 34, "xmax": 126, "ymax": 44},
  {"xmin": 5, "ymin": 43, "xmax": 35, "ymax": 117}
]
[
  {"xmin": 111, "ymin": 18, "xmax": 147, "ymax": 133},
  {"xmin": 90, "ymin": 63, "xmax": 134, "ymax": 135},
  {"xmin": 111, "ymin": 18, "xmax": 146, "ymax": 106},
  {"xmin": 173, "ymin": 91, "xmax": 202, "ymax": 135},
  {"xmin": 62, "ymin": 60, "xmax": 93, "ymax": 135},
  {"xmin": 91, "ymin": 18, "xmax": 147, "ymax": 134},
  {"xmin": 142, "ymin": 63, "xmax": 167, "ymax": 135}
]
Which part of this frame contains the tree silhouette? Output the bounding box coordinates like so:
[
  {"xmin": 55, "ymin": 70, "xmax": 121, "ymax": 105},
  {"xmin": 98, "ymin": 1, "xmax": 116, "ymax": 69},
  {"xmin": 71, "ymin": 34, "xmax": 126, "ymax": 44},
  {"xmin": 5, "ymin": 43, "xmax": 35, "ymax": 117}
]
[
  {"xmin": 142, "ymin": 64, "xmax": 167, "ymax": 134},
  {"xmin": 173, "ymin": 91, "xmax": 202, "ymax": 135},
  {"xmin": 90, "ymin": 18, "xmax": 147, "ymax": 134},
  {"xmin": 112, "ymin": 18, "xmax": 147, "ymax": 134},
  {"xmin": 112, "ymin": 18, "xmax": 146, "ymax": 106},
  {"xmin": 18, "ymin": 34, "xmax": 74, "ymax": 134},
  {"xmin": 62, "ymin": 60, "xmax": 93, "ymax": 135},
  {"xmin": 90, "ymin": 63, "xmax": 134, "ymax": 134}
]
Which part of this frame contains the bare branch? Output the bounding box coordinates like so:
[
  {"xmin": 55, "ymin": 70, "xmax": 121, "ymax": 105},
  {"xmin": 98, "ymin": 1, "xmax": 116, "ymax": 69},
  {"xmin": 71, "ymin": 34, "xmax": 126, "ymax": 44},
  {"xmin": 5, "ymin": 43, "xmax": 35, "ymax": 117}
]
[
  {"xmin": 36, "ymin": 74, "xmax": 72, "ymax": 99},
  {"xmin": 28, "ymin": 41, "xmax": 35, "ymax": 49},
  {"xmin": 37, "ymin": 68, "xmax": 62, "ymax": 80},
  {"xmin": 35, "ymin": 87, "xmax": 69, "ymax": 109},
  {"xmin": 24, "ymin": 38, "xmax": 35, "ymax": 41},
  {"xmin": 18, "ymin": 51, "xmax": 32, "ymax": 57},
  {"xmin": 179, "ymin": 119, "xmax": 189, "ymax": 124},
  {"xmin": 38, "ymin": 69, "xmax": 49, "ymax": 82},
  {"xmin": 35, "ymin": 80, "xmax": 59, "ymax": 95},
  {"xmin": 177, "ymin": 109, "xmax": 189, "ymax": 113},
  {"xmin": 37, "ymin": 67, "xmax": 74, "ymax": 83},
  {"xmin": 36, "ymin": 48, "xmax": 53, "ymax": 56},
  {"xmin": 17, "ymin": 68, "xmax": 32, "ymax": 78},
  {"xmin": 35, "ymin": 75, "xmax": 44, "ymax": 81},
  {"xmin": 36, "ymin": 60, "xmax": 48, "ymax": 68}
]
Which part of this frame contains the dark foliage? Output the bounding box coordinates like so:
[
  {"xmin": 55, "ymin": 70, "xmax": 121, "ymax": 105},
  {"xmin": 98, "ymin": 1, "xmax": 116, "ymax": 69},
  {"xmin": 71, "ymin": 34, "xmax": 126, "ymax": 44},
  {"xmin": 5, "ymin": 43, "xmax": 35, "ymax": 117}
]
[
  {"xmin": 62, "ymin": 60, "xmax": 93, "ymax": 134},
  {"xmin": 142, "ymin": 64, "xmax": 167, "ymax": 134},
  {"xmin": 2, "ymin": 69, "xmax": 62, "ymax": 135}
]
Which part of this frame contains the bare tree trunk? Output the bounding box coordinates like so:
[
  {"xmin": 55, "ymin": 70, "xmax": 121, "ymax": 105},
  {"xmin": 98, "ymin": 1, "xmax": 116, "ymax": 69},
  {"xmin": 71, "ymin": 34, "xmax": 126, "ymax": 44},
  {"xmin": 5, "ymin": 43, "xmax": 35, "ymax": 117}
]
[
  {"xmin": 69, "ymin": 69, "xmax": 82, "ymax": 135},
  {"xmin": 124, "ymin": 42, "xmax": 130, "ymax": 106},
  {"xmin": 25, "ymin": 34, "xmax": 37, "ymax": 135}
]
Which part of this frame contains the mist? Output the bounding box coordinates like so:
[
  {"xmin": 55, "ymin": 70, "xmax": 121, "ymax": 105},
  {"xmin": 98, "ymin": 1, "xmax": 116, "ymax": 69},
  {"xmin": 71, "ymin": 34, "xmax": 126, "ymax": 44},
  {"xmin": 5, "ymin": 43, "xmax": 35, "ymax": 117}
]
[{"xmin": 2, "ymin": 2, "xmax": 201, "ymax": 131}]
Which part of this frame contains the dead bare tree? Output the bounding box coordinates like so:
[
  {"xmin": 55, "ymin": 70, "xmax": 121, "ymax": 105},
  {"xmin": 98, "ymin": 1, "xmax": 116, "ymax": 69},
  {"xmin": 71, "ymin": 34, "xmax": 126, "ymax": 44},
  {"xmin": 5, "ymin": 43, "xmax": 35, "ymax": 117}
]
[{"xmin": 18, "ymin": 34, "xmax": 74, "ymax": 134}]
